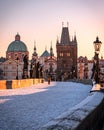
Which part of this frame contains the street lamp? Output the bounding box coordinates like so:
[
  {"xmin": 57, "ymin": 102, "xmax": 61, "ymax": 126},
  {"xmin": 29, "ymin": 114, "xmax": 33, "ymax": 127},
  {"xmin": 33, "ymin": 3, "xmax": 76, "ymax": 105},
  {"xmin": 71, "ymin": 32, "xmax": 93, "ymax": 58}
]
[
  {"xmin": 93, "ymin": 36, "xmax": 102, "ymax": 53},
  {"xmin": 91, "ymin": 37, "xmax": 102, "ymax": 85},
  {"xmin": 16, "ymin": 57, "xmax": 19, "ymax": 80}
]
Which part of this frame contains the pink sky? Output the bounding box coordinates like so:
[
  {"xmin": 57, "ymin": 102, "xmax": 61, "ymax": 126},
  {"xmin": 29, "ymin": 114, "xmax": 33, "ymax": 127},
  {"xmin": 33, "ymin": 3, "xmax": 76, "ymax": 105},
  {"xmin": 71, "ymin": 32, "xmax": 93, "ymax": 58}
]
[{"xmin": 0, "ymin": 0, "xmax": 104, "ymax": 60}]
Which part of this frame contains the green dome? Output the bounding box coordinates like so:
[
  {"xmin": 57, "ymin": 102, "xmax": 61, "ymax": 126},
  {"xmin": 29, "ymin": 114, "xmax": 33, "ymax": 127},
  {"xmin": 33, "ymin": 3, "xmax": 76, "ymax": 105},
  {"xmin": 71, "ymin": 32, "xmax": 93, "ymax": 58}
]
[
  {"xmin": 7, "ymin": 41, "xmax": 28, "ymax": 52},
  {"xmin": 7, "ymin": 34, "xmax": 28, "ymax": 52}
]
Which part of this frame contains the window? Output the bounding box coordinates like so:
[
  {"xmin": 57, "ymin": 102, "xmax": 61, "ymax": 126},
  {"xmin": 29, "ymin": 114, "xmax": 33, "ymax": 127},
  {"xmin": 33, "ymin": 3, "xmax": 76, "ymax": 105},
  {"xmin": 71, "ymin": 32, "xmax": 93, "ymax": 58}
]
[
  {"xmin": 60, "ymin": 53, "xmax": 63, "ymax": 57},
  {"xmin": 67, "ymin": 53, "xmax": 70, "ymax": 56}
]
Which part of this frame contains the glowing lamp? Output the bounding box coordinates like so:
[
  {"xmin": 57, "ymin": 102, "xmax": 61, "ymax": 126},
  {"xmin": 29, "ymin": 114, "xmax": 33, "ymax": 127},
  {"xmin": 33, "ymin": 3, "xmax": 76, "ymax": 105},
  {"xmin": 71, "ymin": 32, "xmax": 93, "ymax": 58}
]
[{"xmin": 93, "ymin": 36, "xmax": 102, "ymax": 53}]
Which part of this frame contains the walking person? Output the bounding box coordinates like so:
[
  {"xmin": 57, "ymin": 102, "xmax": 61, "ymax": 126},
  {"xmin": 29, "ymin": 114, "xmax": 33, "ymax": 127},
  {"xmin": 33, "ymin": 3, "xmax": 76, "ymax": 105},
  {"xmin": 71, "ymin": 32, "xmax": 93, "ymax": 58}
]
[{"xmin": 48, "ymin": 76, "xmax": 51, "ymax": 84}]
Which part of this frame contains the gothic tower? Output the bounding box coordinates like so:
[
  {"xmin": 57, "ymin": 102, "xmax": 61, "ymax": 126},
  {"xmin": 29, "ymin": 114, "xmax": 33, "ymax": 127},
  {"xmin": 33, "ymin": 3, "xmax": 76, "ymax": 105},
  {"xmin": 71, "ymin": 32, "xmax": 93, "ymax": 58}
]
[
  {"xmin": 32, "ymin": 41, "xmax": 38, "ymax": 60},
  {"xmin": 56, "ymin": 23, "xmax": 77, "ymax": 80},
  {"xmin": 50, "ymin": 42, "xmax": 54, "ymax": 57}
]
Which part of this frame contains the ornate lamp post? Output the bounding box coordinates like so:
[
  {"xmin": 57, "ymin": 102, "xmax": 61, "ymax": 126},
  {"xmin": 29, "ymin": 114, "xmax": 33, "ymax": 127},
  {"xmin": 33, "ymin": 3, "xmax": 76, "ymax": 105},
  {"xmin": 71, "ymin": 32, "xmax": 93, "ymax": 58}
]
[
  {"xmin": 92, "ymin": 36, "xmax": 102, "ymax": 84},
  {"xmin": 16, "ymin": 57, "xmax": 19, "ymax": 80}
]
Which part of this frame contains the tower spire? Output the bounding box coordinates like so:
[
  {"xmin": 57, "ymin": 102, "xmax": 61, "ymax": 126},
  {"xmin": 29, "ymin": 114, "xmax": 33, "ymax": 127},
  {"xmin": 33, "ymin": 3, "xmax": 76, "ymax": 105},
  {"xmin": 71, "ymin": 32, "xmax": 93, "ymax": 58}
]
[
  {"xmin": 62, "ymin": 22, "xmax": 64, "ymax": 27},
  {"xmin": 74, "ymin": 32, "xmax": 77, "ymax": 43},
  {"xmin": 56, "ymin": 36, "xmax": 59, "ymax": 44},
  {"xmin": 15, "ymin": 33, "xmax": 20, "ymax": 41},
  {"xmin": 67, "ymin": 22, "xmax": 69, "ymax": 27},
  {"xmin": 32, "ymin": 41, "xmax": 37, "ymax": 57},
  {"xmin": 45, "ymin": 46, "xmax": 47, "ymax": 51},
  {"xmin": 50, "ymin": 41, "xmax": 54, "ymax": 57},
  {"xmin": 72, "ymin": 36, "xmax": 73, "ymax": 42},
  {"xmin": 60, "ymin": 24, "xmax": 70, "ymax": 44},
  {"xmin": 34, "ymin": 41, "xmax": 36, "ymax": 51}
]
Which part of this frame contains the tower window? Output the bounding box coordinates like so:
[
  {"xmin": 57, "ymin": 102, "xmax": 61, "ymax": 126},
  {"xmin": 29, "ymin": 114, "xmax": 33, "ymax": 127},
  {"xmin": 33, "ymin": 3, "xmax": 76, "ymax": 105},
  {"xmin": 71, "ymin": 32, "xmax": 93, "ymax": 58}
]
[
  {"xmin": 67, "ymin": 53, "xmax": 70, "ymax": 56},
  {"xmin": 60, "ymin": 53, "xmax": 63, "ymax": 57}
]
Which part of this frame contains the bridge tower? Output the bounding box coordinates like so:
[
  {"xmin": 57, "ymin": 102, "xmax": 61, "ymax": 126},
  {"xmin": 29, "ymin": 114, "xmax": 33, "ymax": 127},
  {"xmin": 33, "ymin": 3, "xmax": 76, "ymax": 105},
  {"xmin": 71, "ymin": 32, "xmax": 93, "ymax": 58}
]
[{"xmin": 56, "ymin": 23, "xmax": 78, "ymax": 80}]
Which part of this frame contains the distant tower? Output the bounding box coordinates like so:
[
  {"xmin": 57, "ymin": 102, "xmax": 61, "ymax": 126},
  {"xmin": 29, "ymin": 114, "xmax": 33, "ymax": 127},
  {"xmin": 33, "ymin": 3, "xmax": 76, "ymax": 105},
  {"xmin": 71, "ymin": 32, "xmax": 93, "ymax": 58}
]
[
  {"xmin": 30, "ymin": 41, "xmax": 38, "ymax": 78},
  {"xmin": 56, "ymin": 23, "xmax": 77, "ymax": 80},
  {"xmin": 32, "ymin": 41, "xmax": 38, "ymax": 60},
  {"xmin": 50, "ymin": 41, "xmax": 54, "ymax": 57}
]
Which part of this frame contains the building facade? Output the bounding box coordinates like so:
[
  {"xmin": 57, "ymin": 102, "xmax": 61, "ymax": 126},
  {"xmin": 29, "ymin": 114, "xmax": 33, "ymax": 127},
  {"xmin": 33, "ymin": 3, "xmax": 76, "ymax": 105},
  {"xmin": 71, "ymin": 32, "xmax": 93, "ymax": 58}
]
[
  {"xmin": 0, "ymin": 59, "xmax": 23, "ymax": 80},
  {"xmin": 1, "ymin": 28, "xmax": 103, "ymax": 81},
  {"xmin": 6, "ymin": 33, "xmax": 29, "ymax": 61},
  {"xmin": 78, "ymin": 56, "xmax": 91, "ymax": 79},
  {"xmin": 56, "ymin": 25, "xmax": 77, "ymax": 80},
  {"xmin": 0, "ymin": 33, "xmax": 29, "ymax": 80},
  {"xmin": 39, "ymin": 45, "xmax": 57, "ymax": 80}
]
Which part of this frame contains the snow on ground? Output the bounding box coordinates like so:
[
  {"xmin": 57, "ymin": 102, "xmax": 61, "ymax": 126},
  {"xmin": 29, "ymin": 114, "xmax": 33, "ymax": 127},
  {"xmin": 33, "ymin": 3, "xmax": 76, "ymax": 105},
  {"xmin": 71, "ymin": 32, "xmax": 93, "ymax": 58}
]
[{"xmin": 0, "ymin": 81, "xmax": 92, "ymax": 130}]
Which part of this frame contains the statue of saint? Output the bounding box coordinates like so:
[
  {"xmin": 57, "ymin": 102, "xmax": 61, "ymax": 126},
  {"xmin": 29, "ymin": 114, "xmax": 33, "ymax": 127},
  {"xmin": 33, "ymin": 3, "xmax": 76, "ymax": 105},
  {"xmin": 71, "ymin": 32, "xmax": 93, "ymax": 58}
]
[
  {"xmin": 23, "ymin": 55, "xmax": 28, "ymax": 78},
  {"xmin": 23, "ymin": 55, "xmax": 28, "ymax": 70}
]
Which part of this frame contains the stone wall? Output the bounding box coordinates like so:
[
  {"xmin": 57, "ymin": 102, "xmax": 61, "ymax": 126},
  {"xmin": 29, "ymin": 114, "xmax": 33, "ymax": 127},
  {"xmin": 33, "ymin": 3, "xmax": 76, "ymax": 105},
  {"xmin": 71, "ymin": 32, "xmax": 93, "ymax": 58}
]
[
  {"xmin": 0, "ymin": 78, "xmax": 44, "ymax": 89},
  {"xmin": 40, "ymin": 91, "xmax": 104, "ymax": 130},
  {"xmin": 68, "ymin": 79, "xmax": 92, "ymax": 85}
]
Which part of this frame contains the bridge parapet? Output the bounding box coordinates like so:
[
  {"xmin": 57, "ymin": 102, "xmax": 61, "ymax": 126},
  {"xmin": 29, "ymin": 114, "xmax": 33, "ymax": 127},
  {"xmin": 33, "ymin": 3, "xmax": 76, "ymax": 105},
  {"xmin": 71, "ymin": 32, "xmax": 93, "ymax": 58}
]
[
  {"xmin": 40, "ymin": 91, "xmax": 104, "ymax": 130},
  {"xmin": 0, "ymin": 78, "xmax": 44, "ymax": 89}
]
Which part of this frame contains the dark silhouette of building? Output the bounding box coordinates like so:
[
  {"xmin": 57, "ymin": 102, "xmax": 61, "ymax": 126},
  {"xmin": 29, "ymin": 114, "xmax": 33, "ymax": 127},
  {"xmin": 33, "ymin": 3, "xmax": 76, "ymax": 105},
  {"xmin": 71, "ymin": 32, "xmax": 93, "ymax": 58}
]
[
  {"xmin": 22, "ymin": 54, "xmax": 29, "ymax": 79},
  {"xmin": 30, "ymin": 42, "xmax": 38, "ymax": 78},
  {"xmin": 56, "ymin": 23, "xmax": 77, "ymax": 80},
  {"xmin": 44, "ymin": 43, "xmax": 57, "ymax": 81}
]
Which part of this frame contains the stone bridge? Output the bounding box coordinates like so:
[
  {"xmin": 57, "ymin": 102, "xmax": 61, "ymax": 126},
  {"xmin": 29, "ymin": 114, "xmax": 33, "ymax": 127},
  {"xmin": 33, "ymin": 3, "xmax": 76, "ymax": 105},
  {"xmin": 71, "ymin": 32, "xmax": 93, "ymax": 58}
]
[
  {"xmin": 40, "ymin": 89, "xmax": 104, "ymax": 130},
  {"xmin": 0, "ymin": 79, "xmax": 104, "ymax": 129}
]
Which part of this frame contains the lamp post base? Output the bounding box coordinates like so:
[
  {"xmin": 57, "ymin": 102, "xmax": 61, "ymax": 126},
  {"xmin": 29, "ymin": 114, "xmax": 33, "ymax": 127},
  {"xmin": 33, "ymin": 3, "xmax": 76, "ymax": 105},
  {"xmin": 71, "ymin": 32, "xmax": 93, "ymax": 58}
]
[
  {"xmin": 90, "ymin": 80, "xmax": 102, "ymax": 92},
  {"xmin": 16, "ymin": 76, "xmax": 18, "ymax": 80},
  {"xmin": 90, "ymin": 84, "xmax": 101, "ymax": 92}
]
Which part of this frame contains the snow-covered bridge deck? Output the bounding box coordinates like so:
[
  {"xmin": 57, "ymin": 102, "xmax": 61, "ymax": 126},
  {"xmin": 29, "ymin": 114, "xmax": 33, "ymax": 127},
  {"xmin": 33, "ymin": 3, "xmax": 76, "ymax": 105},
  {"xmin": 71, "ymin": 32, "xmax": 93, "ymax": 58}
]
[{"xmin": 0, "ymin": 82, "xmax": 91, "ymax": 130}]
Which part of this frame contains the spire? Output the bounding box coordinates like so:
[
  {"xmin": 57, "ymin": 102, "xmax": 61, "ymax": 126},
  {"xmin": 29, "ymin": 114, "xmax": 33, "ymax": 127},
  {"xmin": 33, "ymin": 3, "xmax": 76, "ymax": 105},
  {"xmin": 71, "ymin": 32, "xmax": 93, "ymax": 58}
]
[
  {"xmin": 73, "ymin": 32, "xmax": 77, "ymax": 43},
  {"xmin": 72, "ymin": 36, "xmax": 73, "ymax": 42},
  {"xmin": 32, "ymin": 41, "xmax": 38, "ymax": 57},
  {"xmin": 45, "ymin": 46, "xmax": 47, "ymax": 51},
  {"xmin": 15, "ymin": 33, "xmax": 20, "ymax": 41},
  {"xmin": 60, "ymin": 24, "xmax": 70, "ymax": 44},
  {"xmin": 62, "ymin": 22, "xmax": 64, "ymax": 27},
  {"xmin": 67, "ymin": 22, "xmax": 69, "ymax": 27},
  {"xmin": 50, "ymin": 41, "xmax": 54, "ymax": 57},
  {"xmin": 34, "ymin": 41, "xmax": 36, "ymax": 52},
  {"xmin": 56, "ymin": 36, "xmax": 59, "ymax": 44}
]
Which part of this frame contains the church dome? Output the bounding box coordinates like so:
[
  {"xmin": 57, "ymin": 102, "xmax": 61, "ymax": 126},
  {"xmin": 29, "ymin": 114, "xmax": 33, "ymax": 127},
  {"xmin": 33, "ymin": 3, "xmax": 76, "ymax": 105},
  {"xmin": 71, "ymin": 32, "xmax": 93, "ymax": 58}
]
[{"xmin": 7, "ymin": 33, "xmax": 28, "ymax": 52}]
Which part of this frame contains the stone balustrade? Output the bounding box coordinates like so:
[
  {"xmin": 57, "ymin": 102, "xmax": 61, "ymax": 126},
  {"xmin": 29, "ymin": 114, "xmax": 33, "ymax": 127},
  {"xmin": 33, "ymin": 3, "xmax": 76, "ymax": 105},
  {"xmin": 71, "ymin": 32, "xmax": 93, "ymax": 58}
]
[
  {"xmin": 0, "ymin": 78, "xmax": 44, "ymax": 89},
  {"xmin": 40, "ymin": 91, "xmax": 104, "ymax": 130},
  {"xmin": 0, "ymin": 79, "xmax": 104, "ymax": 129}
]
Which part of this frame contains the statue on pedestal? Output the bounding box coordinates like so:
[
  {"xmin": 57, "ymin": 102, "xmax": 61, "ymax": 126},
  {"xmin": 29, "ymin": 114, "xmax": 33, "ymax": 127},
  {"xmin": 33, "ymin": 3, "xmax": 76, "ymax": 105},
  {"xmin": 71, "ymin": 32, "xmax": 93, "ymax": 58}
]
[{"xmin": 22, "ymin": 55, "xmax": 28, "ymax": 79}]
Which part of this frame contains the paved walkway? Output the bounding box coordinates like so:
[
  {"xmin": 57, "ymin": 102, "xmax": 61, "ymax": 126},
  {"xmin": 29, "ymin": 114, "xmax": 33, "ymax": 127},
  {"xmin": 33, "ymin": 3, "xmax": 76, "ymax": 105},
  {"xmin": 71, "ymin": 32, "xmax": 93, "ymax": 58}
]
[{"xmin": 0, "ymin": 82, "xmax": 91, "ymax": 130}]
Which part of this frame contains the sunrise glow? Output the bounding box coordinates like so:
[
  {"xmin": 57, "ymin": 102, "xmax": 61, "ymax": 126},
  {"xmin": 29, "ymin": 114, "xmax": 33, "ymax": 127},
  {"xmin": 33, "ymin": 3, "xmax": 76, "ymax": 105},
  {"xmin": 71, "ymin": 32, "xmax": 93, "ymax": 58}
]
[{"xmin": 0, "ymin": 0, "xmax": 104, "ymax": 60}]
